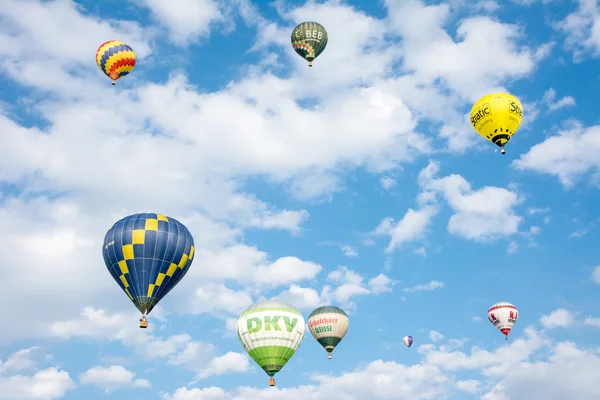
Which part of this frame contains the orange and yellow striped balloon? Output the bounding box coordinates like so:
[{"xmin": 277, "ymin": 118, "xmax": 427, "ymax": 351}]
[{"xmin": 95, "ymin": 40, "xmax": 136, "ymax": 85}]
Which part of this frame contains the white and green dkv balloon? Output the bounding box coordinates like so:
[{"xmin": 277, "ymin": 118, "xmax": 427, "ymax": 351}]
[{"xmin": 237, "ymin": 300, "xmax": 305, "ymax": 387}]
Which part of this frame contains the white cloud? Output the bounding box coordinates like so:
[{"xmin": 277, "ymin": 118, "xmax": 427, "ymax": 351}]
[
  {"xmin": 275, "ymin": 267, "xmax": 395, "ymax": 311},
  {"xmin": 79, "ymin": 365, "xmax": 150, "ymax": 392},
  {"xmin": 512, "ymin": 0, "xmax": 557, "ymax": 4},
  {"xmin": 528, "ymin": 207, "xmax": 551, "ymax": 215},
  {"xmin": 163, "ymin": 386, "xmax": 227, "ymax": 400},
  {"xmin": 380, "ymin": 176, "xmax": 397, "ymax": 190},
  {"xmin": 570, "ymin": 228, "xmax": 589, "ymax": 238},
  {"xmin": 474, "ymin": 1, "xmax": 500, "ymax": 13},
  {"xmin": 375, "ymin": 207, "xmax": 439, "ymax": 253},
  {"xmin": 188, "ymin": 283, "xmax": 253, "ymax": 315},
  {"xmin": 404, "ymin": 280, "xmax": 445, "ymax": 293},
  {"xmin": 274, "ymin": 285, "xmax": 325, "ymax": 311},
  {"xmin": 415, "ymin": 246, "xmax": 427, "ymax": 256},
  {"xmin": 317, "ymin": 242, "xmax": 359, "ymax": 257},
  {"xmin": 164, "ymin": 328, "xmax": 600, "ymax": 400},
  {"xmin": 513, "ymin": 123, "xmax": 600, "ymax": 187},
  {"xmin": 556, "ymin": 0, "xmax": 600, "ymax": 60},
  {"xmin": 457, "ymin": 379, "xmax": 480, "ymax": 393},
  {"xmin": 385, "ymin": 0, "xmax": 546, "ymax": 101},
  {"xmin": 583, "ymin": 317, "xmax": 600, "ymax": 327},
  {"xmin": 0, "ymin": 367, "xmax": 75, "ymax": 400},
  {"xmin": 369, "ymin": 274, "xmax": 395, "ymax": 294},
  {"xmin": 482, "ymin": 342, "xmax": 600, "ymax": 399},
  {"xmin": 0, "ymin": 347, "xmax": 42, "ymax": 375},
  {"xmin": 429, "ymin": 330, "xmax": 445, "ymax": 342},
  {"xmin": 186, "ymin": 246, "xmax": 323, "ymax": 287},
  {"xmin": 195, "ymin": 352, "xmax": 251, "ymax": 380},
  {"xmin": 591, "ymin": 266, "xmax": 600, "ymax": 284},
  {"xmin": 135, "ymin": 0, "xmax": 224, "ymax": 45},
  {"xmin": 419, "ymin": 160, "xmax": 523, "ymax": 241},
  {"xmin": 540, "ymin": 309, "xmax": 575, "ymax": 329},
  {"xmin": 340, "ymin": 244, "xmax": 358, "ymax": 257},
  {"xmin": 47, "ymin": 307, "xmax": 247, "ymax": 377},
  {"xmin": 542, "ymin": 88, "xmax": 576, "ymax": 112}
]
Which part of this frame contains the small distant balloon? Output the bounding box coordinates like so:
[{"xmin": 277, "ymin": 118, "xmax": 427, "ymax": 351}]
[
  {"xmin": 403, "ymin": 335, "xmax": 413, "ymax": 348},
  {"xmin": 488, "ymin": 302, "xmax": 518, "ymax": 340},
  {"xmin": 307, "ymin": 306, "xmax": 349, "ymax": 359},
  {"xmin": 96, "ymin": 40, "xmax": 136, "ymax": 85},
  {"xmin": 470, "ymin": 92, "xmax": 523, "ymax": 154},
  {"xmin": 291, "ymin": 21, "xmax": 328, "ymax": 67}
]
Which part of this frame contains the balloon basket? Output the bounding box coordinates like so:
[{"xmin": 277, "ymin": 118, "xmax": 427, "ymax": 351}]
[
  {"xmin": 111, "ymin": 81, "xmax": 116, "ymax": 85},
  {"xmin": 268, "ymin": 378, "xmax": 275, "ymax": 387},
  {"xmin": 328, "ymin": 354, "xmax": 332, "ymax": 359},
  {"xmin": 308, "ymin": 61, "xmax": 313, "ymax": 67},
  {"xmin": 139, "ymin": 318, "xmax": 148, "ymax": 329}
]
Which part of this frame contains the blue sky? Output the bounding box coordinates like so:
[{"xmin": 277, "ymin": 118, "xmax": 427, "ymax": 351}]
[{"xmin": 1, "ymin": 0, "xmax": 600, "ymax": 399}]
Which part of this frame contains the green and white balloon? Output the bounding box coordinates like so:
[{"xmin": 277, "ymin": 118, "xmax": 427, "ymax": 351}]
[
  {"xmin": 307, "ymin": 305, "xmax": 349, "ymax": 359},
  {"xmin": 237, "ymin": 300, "xmax": 305, "ymax": 386}
]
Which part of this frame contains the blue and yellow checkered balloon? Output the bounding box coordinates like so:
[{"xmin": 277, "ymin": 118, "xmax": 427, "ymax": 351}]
[{"xmin": 102, "ymin": 213, "xmax": 195, "ymax": 315}]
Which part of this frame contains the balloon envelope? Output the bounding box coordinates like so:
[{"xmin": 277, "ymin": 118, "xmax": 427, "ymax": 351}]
[
  {"xmin": 237, "ymin": 300, "xmax": 305, "ymax": 379},
  {"xmin": 488, "ymin": 302, "xmax": 518, "ymax": 339},
  {"xmin": 403, "ymin": 335, "xmax": 413, "ymax": 348},
  {"xmin": 102, "ymin": 213, "xmax": 195, "ymax": 315},
  {"xmin": 470, "ymin": 92, "xmax": 523, "ymax": 150},
  {"xmin": 291, "ymin": 21, "xmax": 328, "ymax": 65},
  {"xmin": 307, "ymin": 306, "xmax": 349, "ymax": 357},
  {"xmin": 96, "ymin": 40, "xmax": 136, "ymax": 84}
]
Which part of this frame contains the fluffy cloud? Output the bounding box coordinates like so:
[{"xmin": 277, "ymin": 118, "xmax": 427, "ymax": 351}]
[
  {"xmin": 0, "ymin": 347, "xmax": 75, "ymax": 399},
  {"xmin": 0, "ymin": 368, "xmax": 75, "ymax": 400},
  {"xmin": 374, "ymin": 207, "xmax": 438, "ymax": 253},
  {"xmin": 275, "ymin": 266, "xmax": 395, "ymax": 311},
  {"xmin": 542, "ymin": 88, "xmax": 576, "ymax": 112},
  {"xmin": 556, "ymin": 0, "xmax": 600, "ymax": 59},
  {"xmin": 419, "ymin": 160, "xmax": 523, "ymax": 241},
  {"xmin": 592, "ymin": 266, "xmax": 600, "ymax": 284},
  {"xmin": 513, "ymin": 122, "xmax": 600, "ymax": 187},
  {"xmin": 429, "ymin": 330, "xmax": 445, "ymax": 341},
  {"xmin": 79, "ymin": 365, "xmax": 150, "ymax": 392},
  {"xmin": 540, "ymin": 309, "xmax": 575, "ymax": 329},
  {"xmin": 0, "ymin": 347, "xmax": 43, "ymax": 375},
  {"xmin": 195, "ymin": 352, "xmax": 251, "ymax": 380},
  {"xmin": 164, "ymin": 324, "xmax": 600, "ymax": 400},
  {"xmin": 47, "ymin": 307, "xmax": 246, "ymax": 377},
  {"xmin": 375, "ymin": 160, "xmax": 524, "ymax": 251},
  {"xmin": 135, "ymin": 0, "xmax": 224, "ymax": 45},
  {"xmin": 404, "ymin": 280, "xmax": 445, "ymax": 293}
]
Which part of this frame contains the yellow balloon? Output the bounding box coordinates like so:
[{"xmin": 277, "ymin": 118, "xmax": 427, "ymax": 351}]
[{"xmin": 470, "ymin": 92, "xmax": 523, "ymax": 154}]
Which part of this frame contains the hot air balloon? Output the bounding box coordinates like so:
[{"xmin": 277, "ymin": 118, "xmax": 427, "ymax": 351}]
[
  {"xmin": 102, "ymin": 213, "xmax": 194, "ymax": 328},
  {"xmin": 307, "ymin": 306, "xmax": 349, "ymax": 359},
  {"xmin": 96, "ymin": 40, "xmax": 137, "ymax": 85},
  {"xmin": 291, "ymin": 21, "xmax": 328, "ymax": 67},
  {"xmin": 488, "ymin": 302, "xmax": 518, "ymax": 340},
  {"xmin": 403, "ymin": 335, "xmax": 413, "ymax": 348},
  {"xmin": 237, "ymin": 300, "xmax": 305, "ymax": 387},
  {"xmin": 470, "ymin": 92, "xmax": 523, "ymax": 154}
]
